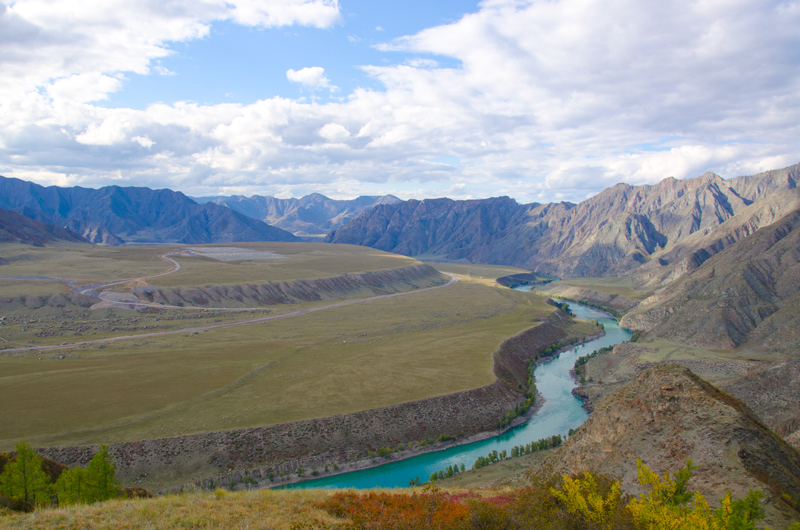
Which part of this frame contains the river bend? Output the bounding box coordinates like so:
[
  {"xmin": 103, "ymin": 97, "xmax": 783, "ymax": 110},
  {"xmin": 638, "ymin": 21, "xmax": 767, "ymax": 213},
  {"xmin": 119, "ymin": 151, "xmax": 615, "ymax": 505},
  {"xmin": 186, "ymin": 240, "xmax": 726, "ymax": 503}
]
[{"xmin": 284, "ymin": 301, "xmax": 631, "ymax": 489}]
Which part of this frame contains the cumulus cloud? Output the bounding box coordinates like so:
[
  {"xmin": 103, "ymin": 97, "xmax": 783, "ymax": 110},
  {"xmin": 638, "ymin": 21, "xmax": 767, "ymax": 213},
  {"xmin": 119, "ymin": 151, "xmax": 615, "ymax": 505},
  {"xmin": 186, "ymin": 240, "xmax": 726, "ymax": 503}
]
[
  {"xmin": 131, "ymin": 136, "xmax": 155, "ymax": 149},
  {"xmin": 1, "ymin": 0, "xmax": 799, "ymax": 203},
  {"xmin": 286, "ymin": 66, "xmax": 333, "ymax": 90}
]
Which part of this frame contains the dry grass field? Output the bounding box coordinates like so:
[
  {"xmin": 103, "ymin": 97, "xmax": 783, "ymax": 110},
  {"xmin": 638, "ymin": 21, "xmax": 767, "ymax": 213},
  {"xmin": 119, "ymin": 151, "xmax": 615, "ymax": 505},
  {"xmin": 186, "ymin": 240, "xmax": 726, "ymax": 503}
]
[
  {"xmin": 541, "ymin": 276, "xmax": 649, "ymax": 300},
  {"xmin": 0, "ymin": 243, "xmax": 560, "ymax": 453},
  {"xmin": 0, "ymin": 242, "xmax": 420, "ymax": 289},
  {"xmin": 153, "ymin": 243, "xmax": 420, "ymax": 287},
  {"xmin": 0, "ymin": 488, "xmax": 342, "ymax": 530},
  {"xmin": 0, "ymin": 244, "xmax": 173, "ymax": 284}
]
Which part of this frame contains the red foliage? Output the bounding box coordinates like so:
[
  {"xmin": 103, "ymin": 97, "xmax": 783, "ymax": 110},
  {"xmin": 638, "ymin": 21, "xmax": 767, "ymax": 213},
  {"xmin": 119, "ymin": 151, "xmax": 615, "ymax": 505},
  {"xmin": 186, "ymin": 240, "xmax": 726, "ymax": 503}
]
[{"xmin": 318, "ymin": 488, "xmax": 472, "ymax": 530}]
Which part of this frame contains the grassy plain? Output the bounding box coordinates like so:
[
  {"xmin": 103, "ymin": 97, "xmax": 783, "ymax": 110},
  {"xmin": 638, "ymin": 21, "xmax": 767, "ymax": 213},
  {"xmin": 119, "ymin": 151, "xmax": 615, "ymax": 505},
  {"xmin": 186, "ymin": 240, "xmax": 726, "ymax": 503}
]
[
  {"xmin": 0, "ymin": 244, "xmax": 172, "ymax": 284},
  {"xmin": 430, "ymin": 263, "xmax": 530, "ymax": 282},
  {"xmin": 0, "ymin": 242, "xmax": 420, "ymax": 291},
  {"xmin": 0, "ymin": 269, "xmax": 558, "ymax": 450},
  {"xmin": 539, "ymin": 276, "xmax": 648, "ymax": 300},
  {"xmin": 153, "ymin": 243, "xmax": 419, "ymax": 287}
]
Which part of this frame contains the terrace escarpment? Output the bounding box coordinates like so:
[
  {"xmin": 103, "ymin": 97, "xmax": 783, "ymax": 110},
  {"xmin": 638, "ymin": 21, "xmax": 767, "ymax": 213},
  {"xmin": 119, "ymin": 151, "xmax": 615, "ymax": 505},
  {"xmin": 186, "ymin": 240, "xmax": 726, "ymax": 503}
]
[
  {"xmin": 131, "ymin": 264, "xmax": 447, "ymax": 308},
  {"xmin": 37, "ymin": 307, "xmax": 582, "ymax": 492}
]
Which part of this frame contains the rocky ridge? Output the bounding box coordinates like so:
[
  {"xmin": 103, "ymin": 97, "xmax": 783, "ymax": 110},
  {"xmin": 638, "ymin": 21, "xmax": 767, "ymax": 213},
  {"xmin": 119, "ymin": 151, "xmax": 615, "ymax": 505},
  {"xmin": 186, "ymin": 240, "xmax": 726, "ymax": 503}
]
[
  {"xmin": 326, "ymin": 164, "xmax": 800, "ymax": 282},
  {"xmin": 548, "ymin": 364, "xmax": 800, "ymax": 527}
]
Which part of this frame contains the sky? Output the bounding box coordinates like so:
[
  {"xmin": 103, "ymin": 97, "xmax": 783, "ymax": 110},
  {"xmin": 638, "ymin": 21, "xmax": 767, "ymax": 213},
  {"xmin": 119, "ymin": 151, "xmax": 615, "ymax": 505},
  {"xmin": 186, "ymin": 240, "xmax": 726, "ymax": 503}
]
[{"xmin": 1, "ymin": 0, "xmax": 799, "ymax": 204}]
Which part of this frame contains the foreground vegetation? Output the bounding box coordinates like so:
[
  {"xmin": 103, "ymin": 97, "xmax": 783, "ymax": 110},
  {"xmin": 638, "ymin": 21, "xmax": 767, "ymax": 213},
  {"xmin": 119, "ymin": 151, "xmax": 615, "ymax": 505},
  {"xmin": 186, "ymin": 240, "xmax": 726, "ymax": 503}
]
[{"xmin": 0, "ymin": 460, "xmax": 785, "ymax": 530}]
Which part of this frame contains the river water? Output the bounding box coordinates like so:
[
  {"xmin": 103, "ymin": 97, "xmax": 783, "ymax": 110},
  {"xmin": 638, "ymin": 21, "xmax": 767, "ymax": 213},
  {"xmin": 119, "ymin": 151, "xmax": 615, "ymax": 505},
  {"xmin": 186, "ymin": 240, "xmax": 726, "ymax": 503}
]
[{"xmin": 284, "ymin": 300, "xmax": 631, "ymax": 489}]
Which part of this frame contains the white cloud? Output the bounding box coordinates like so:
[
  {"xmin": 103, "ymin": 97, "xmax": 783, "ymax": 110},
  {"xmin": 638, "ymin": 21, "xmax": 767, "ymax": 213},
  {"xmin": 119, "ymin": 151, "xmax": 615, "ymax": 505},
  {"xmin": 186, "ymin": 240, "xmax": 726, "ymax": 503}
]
[
  {"xmin": 131, "ymin": 135, "xmax": 155, "ymax": 149},
  {"xmin": 1, "ymin": 0, "xmax": 799, "ymax": 203},
  {"xmin": 318, "ymin": 123, "xmax": 350, "ymax": 142},
  {"xmin": 286, "ymin": 66, "xmax": 333, "ymax": 89}
]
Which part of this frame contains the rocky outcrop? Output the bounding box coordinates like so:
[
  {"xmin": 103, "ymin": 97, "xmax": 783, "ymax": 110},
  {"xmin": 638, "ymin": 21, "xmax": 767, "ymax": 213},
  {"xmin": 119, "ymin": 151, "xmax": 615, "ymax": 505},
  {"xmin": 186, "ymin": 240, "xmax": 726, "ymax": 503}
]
[
  {"xmin": 132, "ymin": 264, "xmax": 447, "ymax": 307},
  {"xmin": 620, "ymin": 208, "xmax": 800, "ymax": 350},
  {"xmin": 548, "ymin": 364, "xmax": 800, "ymax": 526}
]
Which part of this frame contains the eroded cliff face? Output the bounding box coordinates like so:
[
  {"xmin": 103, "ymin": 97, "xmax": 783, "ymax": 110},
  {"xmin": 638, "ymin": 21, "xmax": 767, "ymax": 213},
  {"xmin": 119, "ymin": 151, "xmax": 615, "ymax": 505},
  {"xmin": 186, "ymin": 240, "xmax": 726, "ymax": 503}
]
[
  {"xmin": 547, "ymin": 364, "xmax": 800, "ymax": 527},
  {"xmin": 620, "ymin": 209, "xmax": 800, "ymax": 351},
  {"xmin": 39, "ymin": 381, "xmax": 522, "ymax": 492},
  {"xmin": 492, "ymin": 317, "xmax": 568, "ymax": 392},
  {"xmin": 132, "ymin": 264, "xmax": 447, "ymax": 307}
]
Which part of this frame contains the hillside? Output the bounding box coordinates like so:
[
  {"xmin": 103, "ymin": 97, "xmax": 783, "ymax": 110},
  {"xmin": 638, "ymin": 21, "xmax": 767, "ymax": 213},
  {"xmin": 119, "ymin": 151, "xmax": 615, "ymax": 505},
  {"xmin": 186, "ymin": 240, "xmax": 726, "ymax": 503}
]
[
  {"xmin": 326, "ymin": 163, "xmax": 799, "ymax": 279},
  {"xmin": 0, "ymin": 208, "xmax": 86, "ymax": 246},
  {"xmin": 546, "ymin": 363, "xmax": 800, "ymax": 527},
  {"xmin": 0, "ymin": 176, "xmax": 298, "ymax": 246},
  {"xmin": 620, "ymin": 207, "xmax": 800, "ymax": 351},
  {"xmin": 196, "ymin": 193, "xmax": 401, "ymax": 238}
]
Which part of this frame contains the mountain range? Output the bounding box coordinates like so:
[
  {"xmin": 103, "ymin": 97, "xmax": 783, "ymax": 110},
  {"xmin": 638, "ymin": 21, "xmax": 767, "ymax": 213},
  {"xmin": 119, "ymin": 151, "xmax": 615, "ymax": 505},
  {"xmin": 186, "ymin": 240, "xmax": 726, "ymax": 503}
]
[
  {"xmin": 325, "ymin": 164, "xmax": 800, "ymax": 282},
  {"xmin": 0, "ymin": 176, "xmax": 298, "ymax": 245},
  {"xmin": 194, "ymin": 193, "xmax": 401, "ymax": 238}
]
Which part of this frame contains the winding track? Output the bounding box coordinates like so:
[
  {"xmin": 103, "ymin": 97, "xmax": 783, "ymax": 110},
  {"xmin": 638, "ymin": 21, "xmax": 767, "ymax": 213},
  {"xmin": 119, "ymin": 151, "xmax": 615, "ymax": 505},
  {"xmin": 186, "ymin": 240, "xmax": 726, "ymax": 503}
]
[{"xmin": 0, "ymin": 253, "xmax": 459, "ymax": 354}]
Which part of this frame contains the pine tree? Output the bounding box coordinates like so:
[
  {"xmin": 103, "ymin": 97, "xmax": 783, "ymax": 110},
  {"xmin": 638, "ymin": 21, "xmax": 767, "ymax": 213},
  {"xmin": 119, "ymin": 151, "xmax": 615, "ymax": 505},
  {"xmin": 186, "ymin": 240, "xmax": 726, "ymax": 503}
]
[
  {"xmin": 84, "ymin": 445, "xmax": 119, "ymax": 502},
  {"xmin": 56, "ymin": 466, "xmax": 88, "ymax": 505},
  {"xmin": 0, "ymin": 440, "xmax": 52, "ymax": 508}
]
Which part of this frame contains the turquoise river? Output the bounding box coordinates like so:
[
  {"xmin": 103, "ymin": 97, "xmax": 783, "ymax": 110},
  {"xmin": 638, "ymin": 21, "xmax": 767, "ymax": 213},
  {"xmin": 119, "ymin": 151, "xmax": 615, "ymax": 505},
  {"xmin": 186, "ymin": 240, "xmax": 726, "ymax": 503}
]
[{"xmin": 284, "ymin": 299, "xmax": 631, "ymax": 489}]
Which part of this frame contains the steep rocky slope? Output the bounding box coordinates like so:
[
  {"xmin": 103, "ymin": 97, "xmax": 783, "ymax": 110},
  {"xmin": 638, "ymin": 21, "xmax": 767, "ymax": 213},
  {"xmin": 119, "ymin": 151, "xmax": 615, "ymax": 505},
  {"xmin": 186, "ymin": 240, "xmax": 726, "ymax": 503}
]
[
  {"xmin": 620, "ymin": 208, "xmax": 800, "ymax": 351},
  {"xmin": 197, "ymin": 193, "xmax": 401, "ymax": 238},
  {"xmin": 326, "ymin": 163, "xmax": 799, "ymax": 279},
  {"xmin": 720, "ymin": 361, "xmax": 800, "ymax": 445},
  {"xmin": 547, "ymin": 364, "xmax": 800, "ymax": 527},
  {"xmin": 0, "ymin": 176, "xmax": 298, "ymax": 246},
  {"xmin": 0, "ymin": 208, "xmax": 86, "ymax": 246}
]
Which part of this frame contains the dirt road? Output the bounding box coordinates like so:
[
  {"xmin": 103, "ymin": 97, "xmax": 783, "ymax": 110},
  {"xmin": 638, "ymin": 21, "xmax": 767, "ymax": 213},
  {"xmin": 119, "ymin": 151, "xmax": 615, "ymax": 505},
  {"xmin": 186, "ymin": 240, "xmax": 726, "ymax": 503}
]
[{"xmin": 0, "ymin": 273, "xmax": 459, "ymax": 354}]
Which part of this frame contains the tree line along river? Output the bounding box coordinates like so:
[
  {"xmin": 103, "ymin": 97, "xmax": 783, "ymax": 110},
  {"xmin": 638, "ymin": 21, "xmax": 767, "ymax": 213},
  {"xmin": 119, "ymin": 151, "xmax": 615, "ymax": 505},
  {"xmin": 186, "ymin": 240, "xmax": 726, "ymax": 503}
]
[{"xmin": 283, "ymin": 300, "xmax": 632, "ymax": 489}]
